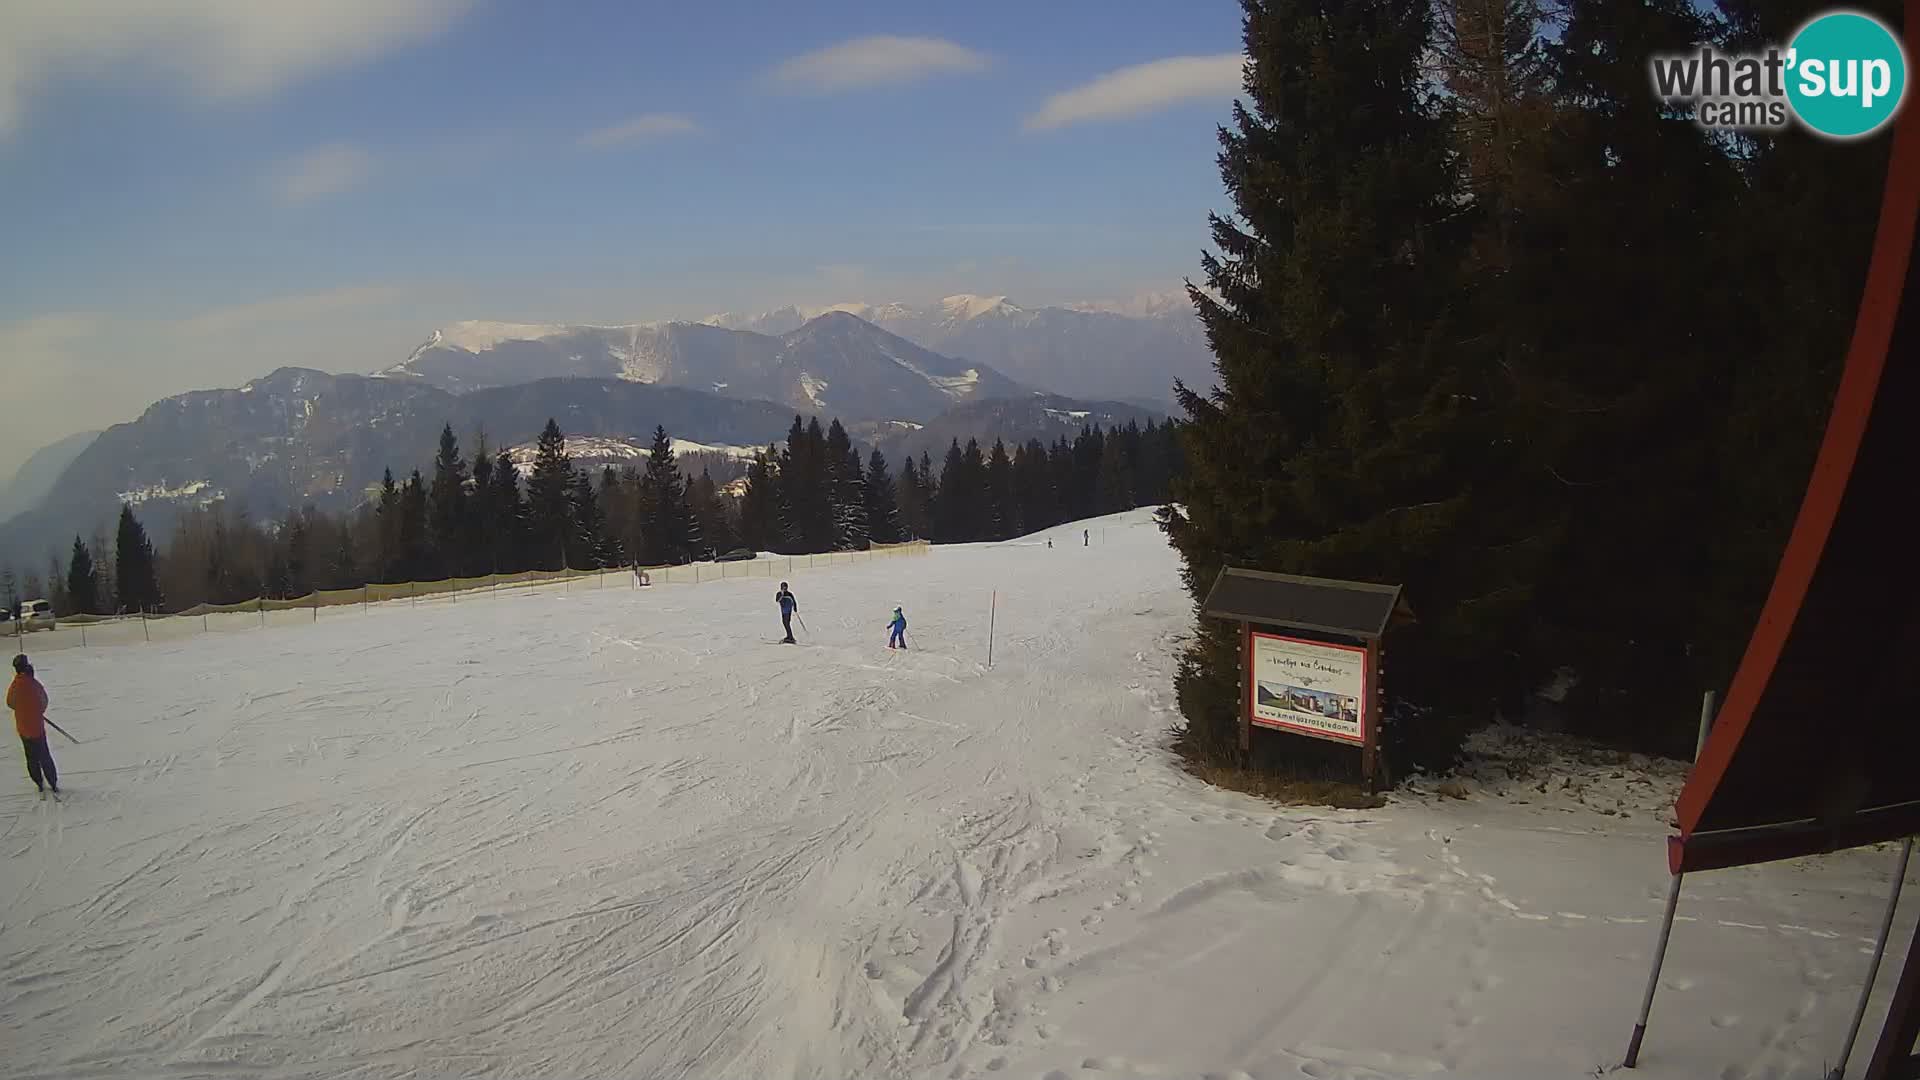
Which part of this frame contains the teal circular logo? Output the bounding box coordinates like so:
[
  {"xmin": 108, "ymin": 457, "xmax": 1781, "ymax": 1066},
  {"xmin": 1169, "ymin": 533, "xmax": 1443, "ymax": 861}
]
[{"xmin": 1786, "ymin": 11, "xmax": 1908, "ymax": 139}]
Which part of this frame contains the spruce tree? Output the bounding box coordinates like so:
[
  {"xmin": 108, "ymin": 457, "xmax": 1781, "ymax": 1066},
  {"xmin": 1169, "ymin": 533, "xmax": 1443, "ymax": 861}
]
[
  {"xmin": 491, "ymin": 450, "xmax": 524, "ymax": 572},
  {"xmin": 597, "ymin": 467, "xmax": 628, "ymax": 567},
  {"xmin": 1095, "ymin": 432, "xmax": 1134, "ymax": 515},
  {"xmin": 283, "ymin": 509, "xmax": 312, "ymax": 597},
  {"xmin": 331, "ymin": 518, "xmax": 358, "ymax": 590},
  {"xmin": 567, "ymin": 468, "xmax": 606, "ymax": 569},
  {"xmin": 639, "ymin": 426, "xmax": 694, "ymax": 564},
  {"xmin": 89, "ymin": 524, "xmax": 115, "ymax": 613},
  {"xmin": 680, "ymin": 485, "xmax": 708, "ymax": 561},
  {"xmin": 739, "ymin": 447, "xmax": 782, "ymax": 552},
  {"xmin": 824, "ymin": 421, "xmax": 868, "ymax": 550},
  {"xmin": 790, "ymin": 418, "xmax": 835, "ymax": 552},
  {"xmin": 960, "ymin": 440, "xmax": 988, "ymax": 542},
  {"xmin": 896, "ymin": 456, "xmax": 925, "ymax": 540},
  {"xmin": 66, "ymin": 536, "xmax": 98, "ymax": 615},
  {"xmin": 986, "ymin": 439, "xmax": 1016, "ymax": 540},
  {"xmin": 115, "ymin": 504, "xmax": 162, "ymax": 613},
  {"xmin": 864, "ymin": 450, "xmax": 903, "ymax": 545},
  {"xmin": 399, "ymin": 471, "xmax": 430, "ymax": 581},
  {"xmin": 528, "ymin": 419, "xmax": 574, "ymax": 570},
  {"xmin": 692, "ymin": 470, "xmax": 740, "ymax": 554},
  {"xmin": 1498, "ymin": 0, "xmax": 1749, "ymax": 748},
  {"xmin": 933, "ymin": 440, "xmax": 967, "ymax": 542},
  {"xmin": 428, "ymin": 423, "xmax": 468, "ymax": 579},
  {"xmin": 1701, "ymin": 0, "xmax": 1897, "ymax": 734},
  {"xmin": 375, "ymin": 469, "xmax": 402, "ymax": 581},
  {"xmin": 471, "ymin": 447, "xmax": 496, "ymax": 576},
  {"xmin": 1161, "ymin": 0, "xmax": 1515, "ymax": 772}
]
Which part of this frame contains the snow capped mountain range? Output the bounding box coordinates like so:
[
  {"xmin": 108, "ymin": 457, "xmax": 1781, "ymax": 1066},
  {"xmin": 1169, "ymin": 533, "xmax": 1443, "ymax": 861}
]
[
  {"xmin": 700, "ymin": 293, "xmax": 1210, "ymax": 406},
  {"xmin": 389, "ymin": 291, "xmax": 1210, "ymax": 419},
  {"xmin": 382, "ymin": 310, "xmax": 1028, "ymax": 425}
]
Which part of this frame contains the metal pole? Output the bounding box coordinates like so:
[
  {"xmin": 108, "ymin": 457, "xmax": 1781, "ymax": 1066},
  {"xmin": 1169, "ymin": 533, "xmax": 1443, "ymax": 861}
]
[
  {"xmin": 1695, "ymin": 690, "xmax": 1717, "ymax": 759},
  {"xmin": 1832, "ymin": 836, "xmax": 1916, "ymax": 1080},
  {"xmin": 80, "ymin": 622, "xmax": 86, "ymax": 648},
  {"xmin": 987, "ymin": 590, "xmax": 996, "ymax": 667},
  {"xmin": 1624, "ymin": 689, "xmax": 1719, "ymax": 1069},
  {"xmin": 142, "ymin": 610, "xmax": 150, "ymax": 642},
  {"xmin": 1626, "ymin": 874, "xmax": 1685, "ymax": 1068}
]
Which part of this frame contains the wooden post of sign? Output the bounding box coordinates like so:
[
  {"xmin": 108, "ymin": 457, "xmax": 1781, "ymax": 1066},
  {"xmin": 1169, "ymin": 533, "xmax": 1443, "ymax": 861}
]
[
  {"xmin": 1239, "ymin": 622, "xmax": 1253, "ymax": 754},
  {"xmin": 1376, "ymin": 644, "xmax": 1392, "ymax": 788},
  {"xmin": 1362, "ymin": 638, "xmax": 1382, "ymax": 792}
]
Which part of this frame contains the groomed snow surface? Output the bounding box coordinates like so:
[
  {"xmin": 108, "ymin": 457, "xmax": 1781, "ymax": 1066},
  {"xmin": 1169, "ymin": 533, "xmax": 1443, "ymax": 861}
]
[{"xmin": 5, "ymin": 509, "xmax": 1915, "ymax": 1080}]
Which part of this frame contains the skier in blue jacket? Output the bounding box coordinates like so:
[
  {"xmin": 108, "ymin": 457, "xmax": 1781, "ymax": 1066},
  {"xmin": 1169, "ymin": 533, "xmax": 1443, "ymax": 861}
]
[
  {"xmin": 886, "ymin": 606, "xmax": 908, "ymax": 650},
  {"xmin": 776, "ymin": 583, "xmax": 799, "ymax": 643}
]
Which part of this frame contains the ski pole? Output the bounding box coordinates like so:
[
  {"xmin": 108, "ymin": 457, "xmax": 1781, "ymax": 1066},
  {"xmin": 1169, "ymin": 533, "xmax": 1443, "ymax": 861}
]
[
  {"xmin": 45, "ymin": 718, "xmax": 80, "ymax": 745},
  {"xmin": 796, "ymin": 615, "xmax": 809, "ymax": 636}
]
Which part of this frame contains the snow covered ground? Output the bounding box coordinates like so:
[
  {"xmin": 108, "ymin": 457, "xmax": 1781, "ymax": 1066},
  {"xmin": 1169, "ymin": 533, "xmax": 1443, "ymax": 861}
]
[{"xmin": 5, "ymin": 509, "xmax": 1916, "ymax": 1080}]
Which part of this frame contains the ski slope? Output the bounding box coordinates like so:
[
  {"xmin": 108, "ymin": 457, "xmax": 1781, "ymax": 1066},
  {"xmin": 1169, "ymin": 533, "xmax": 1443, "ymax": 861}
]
[{"xmin": 4, "ymin": 509, "xmax": 1915, "ymax": 1080}]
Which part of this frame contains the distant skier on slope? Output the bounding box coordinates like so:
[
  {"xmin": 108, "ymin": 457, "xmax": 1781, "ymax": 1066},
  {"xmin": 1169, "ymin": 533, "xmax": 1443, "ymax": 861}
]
[
  {"xmin": 775, "ymin": 582, "xmax": 799, "ymax": 644},
  {"xmin": 886, "ymin": 607, "xmax": 908, "ymax": 650},
  {"xmin": 8, "ymin": 654, "xmax": 57, "ymax": 798}
]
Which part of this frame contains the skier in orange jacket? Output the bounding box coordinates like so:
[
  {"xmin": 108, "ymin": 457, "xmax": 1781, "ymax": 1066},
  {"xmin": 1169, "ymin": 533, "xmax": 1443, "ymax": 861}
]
[{"xmin": 8, "ymin": 654, "xmax": 57, "ymax": 797}]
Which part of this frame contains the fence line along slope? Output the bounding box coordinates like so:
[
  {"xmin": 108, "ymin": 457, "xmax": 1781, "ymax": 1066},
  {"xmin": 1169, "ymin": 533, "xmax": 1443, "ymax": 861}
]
[{"xmin": 9, "ymin": 540, "xmax": 928, "ymax": 655}]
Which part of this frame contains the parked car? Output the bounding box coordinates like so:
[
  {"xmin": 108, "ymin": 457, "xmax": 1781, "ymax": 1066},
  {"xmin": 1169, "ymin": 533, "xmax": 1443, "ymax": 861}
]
[
  {"xmin": 715, "ymin": 548, "xmax": 758, "ymax": 563},
  {"xmin": 17, "ymin": 599, "xmax": 55, "ymax": 631}
]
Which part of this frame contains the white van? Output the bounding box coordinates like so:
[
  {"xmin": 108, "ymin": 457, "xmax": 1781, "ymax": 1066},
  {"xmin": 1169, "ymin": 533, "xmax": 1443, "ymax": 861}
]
[{"xmin": 17, "ymin": 599, "xmax": 54, "ymax": 630}]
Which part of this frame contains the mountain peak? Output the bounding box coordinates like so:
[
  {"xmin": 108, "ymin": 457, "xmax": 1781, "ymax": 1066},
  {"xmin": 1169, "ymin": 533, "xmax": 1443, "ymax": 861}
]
[{"xmin": 939, "ymin": 294, "xmax": 1014, "ymax": 320}]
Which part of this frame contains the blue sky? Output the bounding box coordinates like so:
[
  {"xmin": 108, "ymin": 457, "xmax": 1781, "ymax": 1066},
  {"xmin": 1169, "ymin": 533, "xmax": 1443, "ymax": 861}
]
[{"xmin": 0, "ymin": 0, "xmax": 1245, "ymax": 479}]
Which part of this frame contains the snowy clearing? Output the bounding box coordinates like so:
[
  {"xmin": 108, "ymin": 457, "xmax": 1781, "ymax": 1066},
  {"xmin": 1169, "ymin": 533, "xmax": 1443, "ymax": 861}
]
[{"xmin": 4, "ymin": 509, "xmax": 1914, "ymax": 1080}]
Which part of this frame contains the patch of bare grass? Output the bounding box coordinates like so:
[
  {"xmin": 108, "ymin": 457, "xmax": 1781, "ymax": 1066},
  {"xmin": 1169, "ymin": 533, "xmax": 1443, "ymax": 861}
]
[{"xmin": 1181, "ymin": 758, "xmax": 1387, "ymax": 810}]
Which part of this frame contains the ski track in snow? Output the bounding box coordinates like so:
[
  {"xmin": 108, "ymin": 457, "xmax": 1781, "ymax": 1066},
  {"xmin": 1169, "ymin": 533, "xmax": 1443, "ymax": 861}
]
[{"xmin": 3, "ymin": 509, "xmax": 1916, "ymax": 1080}]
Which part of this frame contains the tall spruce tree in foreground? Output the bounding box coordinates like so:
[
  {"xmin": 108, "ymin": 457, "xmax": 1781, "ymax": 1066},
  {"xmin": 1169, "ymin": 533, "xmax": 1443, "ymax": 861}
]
[
  {"xmin": 66, "ymin": 536, "xmax": 99, "ymax": 615},
  {"xmin": 1161, "ymin": 0, "xmax": 1527, "ymax": 775},
  {"xmin": 116, "ymin": 504, "xmax": 162, "ymax": 612},
  {"xmin": 1457, "ymin": 0, "xmax": 1745, "ymax": 752}
]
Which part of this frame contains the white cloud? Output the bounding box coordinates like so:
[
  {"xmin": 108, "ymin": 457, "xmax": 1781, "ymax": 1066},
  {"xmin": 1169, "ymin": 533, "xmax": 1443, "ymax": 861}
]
[
  {"xmin": 1024, "ymin": 53, "xmax": 1245, "ymax": 132},
  {"xmin": 769, "ymin": 35, "xmax": 989, "ymax": 93},
  {"xmin": 171, "ymin": 284, "xmax": 407, "ymax": 336},
  {"xmin": 0, "ymin": 0, "xmax": 474, "ymax": 138},
  {"xmin": 580, "ymin": 112, "xmax": 699, "ymax": 149},
  {"xmin": 271, "ymin": 144, "xmax": 374, "ymax": 204}
]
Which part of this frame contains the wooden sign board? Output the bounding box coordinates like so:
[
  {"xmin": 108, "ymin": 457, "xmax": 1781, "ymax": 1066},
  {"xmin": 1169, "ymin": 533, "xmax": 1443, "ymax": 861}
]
[{"xmin": 1204, "ymin": 567, "xmax": 1402, "ymax": 790}]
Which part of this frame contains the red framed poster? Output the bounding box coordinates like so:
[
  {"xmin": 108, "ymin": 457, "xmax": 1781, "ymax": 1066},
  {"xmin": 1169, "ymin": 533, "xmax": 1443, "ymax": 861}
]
[{"xmin": 1246, "ymin": 630, "xmax": 1370, "ymax": 746}]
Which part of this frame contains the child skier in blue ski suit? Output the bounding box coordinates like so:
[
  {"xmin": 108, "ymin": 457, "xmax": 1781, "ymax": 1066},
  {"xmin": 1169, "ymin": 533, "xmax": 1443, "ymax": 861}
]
[{"xmin": 886, "ymin": 607, "xmax": 907, "ymax": 650}]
